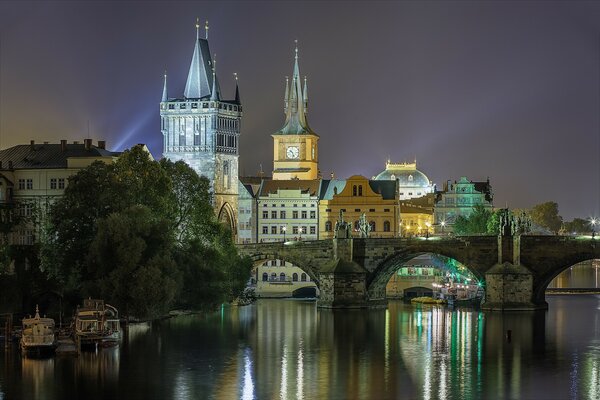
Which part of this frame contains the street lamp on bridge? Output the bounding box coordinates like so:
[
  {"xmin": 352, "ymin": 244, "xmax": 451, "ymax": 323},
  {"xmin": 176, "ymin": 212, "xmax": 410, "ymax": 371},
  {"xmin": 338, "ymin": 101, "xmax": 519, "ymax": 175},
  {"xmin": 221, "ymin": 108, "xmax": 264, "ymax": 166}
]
[
  {"xmin": 591, "ymin": 218, "xmax": 597, "ymax": 239},
  {"xmin": 425, "ymin": 222, "xmax": 431, "ymax": 239},
  {"xmin": 282, "ymin": 226, "xmax": 287, "ymax": 242}
]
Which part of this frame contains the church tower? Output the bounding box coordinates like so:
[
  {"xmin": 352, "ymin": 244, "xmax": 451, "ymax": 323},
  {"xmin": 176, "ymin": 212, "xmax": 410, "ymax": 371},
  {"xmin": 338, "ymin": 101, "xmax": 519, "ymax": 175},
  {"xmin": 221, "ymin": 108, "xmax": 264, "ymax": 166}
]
[
  {"xmin": 272, "ymin": 43, "xmax": 319, "ymax": 180},
  {"xmin": 160, "ymin": 20, "xmax": 241, "ymax": 234}
]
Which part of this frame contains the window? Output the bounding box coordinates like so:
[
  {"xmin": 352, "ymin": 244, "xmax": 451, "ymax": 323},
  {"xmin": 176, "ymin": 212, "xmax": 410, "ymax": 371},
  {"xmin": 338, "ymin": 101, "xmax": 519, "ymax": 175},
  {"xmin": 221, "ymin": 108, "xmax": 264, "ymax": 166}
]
[
  {"xmin": 384, "ymin": 208, "xmax": 390, "ymax": 212},
  {"xmin": 263, "ymin": 204, "xmax": 268, "ymax": 208},
  {"xmin": 325, "ymin": 209, "xmax": 332, "ymax": 212},
  {"xmin": 370, "ymin": 221, "xmax": 376, "ymax": 232},
  {"xmin": 354, "ymin": 221, "xmax": 360, "ymax": 231},
  {"xmin": 263, "ymin": 211, "xmax": 269, "ymax": 219},
  {"xmin": 293, "ymin": 273, "xmax": 298, "ymax": 282},
  {"xmin": 26, "ymin": 179, "xmax": 33, "ymax": 190},
  {"xmin": 262, "ymin": 226, "xmax": 268, "ymax": 234},
  {"xmin": 301, "ymin": 211, "xmax": 307, "ymax": 219},
  {"xmin": 353, "ymin": 185, "xmax": 357, "ymax": 196},
  {"xmin": 399, "ymin": 192, "xmax": 404, "ymax": 196},
  {"xmin": 325, "ymin": 221, "xmax": 332, "ymax": 232},
  {"xmin": 292, "ymin": 226, "xmax": 299, "ymax": 234},
  {"xmin": 358, "ymin": 185, "xmax": 363, "ymax": 196},
  {"xmin": 58, "ymin": 178, "xmax": 65, "ymax": 189},
  {"xmin": 301, "ymin": 226, "xmax": 307, "ymax": 234},
  {"xmin": 301, "ymin": 273, "xmax": 307, "ymax": 282},
  {"xmin": 223, "ymin": 161, "xmax": 230, "ymax": 189},
  {"xmin": 408, "ymin": 192, "xmax": 413, "ymax": 196},
  {"xmin": 280, "ymin": 211, "xmax": 286, "ymax": 219},
  {"xmin": 355, "ymin": 209, "xmax": 361, "ymax": 212},
  {"xmin": 270, "ymin": 272, "xmax": 277, "ymax": 281},
  {"xmin": 369, "ymin": 209, "xmax": 375, "ymax": 212},
  {"xmin": 262, "ymin": 272, "xmax": 268, "ymax": 282},
  {"xmin": 271, "ymin": 211, "xmax": 277, "ymax": 219},
  {"xmin": 50, "ymin": 178, "xmax": 57, "ymax": 189},
  {"xmin": 310, "ymin": 226, "xmax": 316, "ymax": 235},
  {"xmin": 18, "ymin": 179, "xmax": 25, "ymax": 190},
  {"xmin": 408, "ymin": 175, "xmax": 413, "ymax": 181},
  {"xmin": 293, "ymin": 204, "xmax": 298, "ymax": 207},
  {"xmin": 280, "ymin": 273, "xmax": 286, "ymax": 281},
  {"xmin": 292, "ymin": 211, "xmax": 298, "ymax": 219},
  {"xmin": 310, "ymin": 211, "xmax": 315, "ymax": 219},
  {"xmin": 302, "ymin": 204, "xmax": 307, "ymax": 208},
  {"xmin": 384, "ymin": 221, "xmax": 391, "ymax": 232},
  {"xmin": 271, "ymin": 226, "xmax": 277, "ymax": 234},
  {"xmin": 194, "ymin": 133, "xmax": 200, "ymax": 146}
]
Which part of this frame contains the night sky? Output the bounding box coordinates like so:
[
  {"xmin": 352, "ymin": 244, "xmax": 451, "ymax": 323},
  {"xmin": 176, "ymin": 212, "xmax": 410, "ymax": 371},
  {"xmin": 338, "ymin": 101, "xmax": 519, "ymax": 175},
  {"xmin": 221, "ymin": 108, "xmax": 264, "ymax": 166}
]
[{"xmin": 0, "ymin": 1, "xmax": 599, "ymax": 220}]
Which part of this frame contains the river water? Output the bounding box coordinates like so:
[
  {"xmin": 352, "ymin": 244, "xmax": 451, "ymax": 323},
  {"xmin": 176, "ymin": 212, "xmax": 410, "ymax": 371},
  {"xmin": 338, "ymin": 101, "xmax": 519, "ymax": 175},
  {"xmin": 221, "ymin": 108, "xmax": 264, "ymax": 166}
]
[{"xmin": 2, "ymin": 294, "xmax": 600, "ymax": 400}]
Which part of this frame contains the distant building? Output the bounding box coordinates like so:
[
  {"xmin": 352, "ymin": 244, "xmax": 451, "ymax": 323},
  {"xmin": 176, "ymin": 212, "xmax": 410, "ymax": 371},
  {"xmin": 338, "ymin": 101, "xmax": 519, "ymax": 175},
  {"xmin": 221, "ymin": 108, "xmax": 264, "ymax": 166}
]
[
  {"xmin": 160, "ymin": 21, "xmax": 241, "ymax": 235},
  {"xmin": 399, "ymin": 194, "xmax": 435, "ymax": 237},
  {"xmin": 433, "ymin": 177, "xmax": 493, "ymax": 233},
  {"xmin": 238, "ymin": 177, "xmax": 263, "ymax": 244},
  {"xmin": 319, "ymin": 175, "xmax": 398, "ymax": 239},
  {"xmin": 0, "ymin": 139, "xmax": 122, "ymax": 246},
  {"xmin": 374, "ymin": 161, "xmax": 435, "ymax": 200}
]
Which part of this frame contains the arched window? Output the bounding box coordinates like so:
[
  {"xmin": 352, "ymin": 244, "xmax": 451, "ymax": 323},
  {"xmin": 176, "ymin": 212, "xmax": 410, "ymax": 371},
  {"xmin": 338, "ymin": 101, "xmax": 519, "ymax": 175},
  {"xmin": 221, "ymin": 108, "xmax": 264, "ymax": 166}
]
[
  {"xmin": 270, "ymin": 272, "xmax": 277, "ymax": 281},
  {"xmin": 358, "ymin": 185, "xmax": 363, "ymax": 196},
  {"xmin": 301, "ymin": 273, "xmax": 307, "ymax": 282},
  {"xmin": 369, "ymin": 221, "xmax": 376, "ymax": 232},
  {"xmin": 383, "ymin": 220, "xmax": 391, "ymax": 232},
  {"xmin": 262, "ymin": 272, "xmax": 268, "ymax": 282},
  {"xmin": 293, "ymin": 273, "xmax": 298, "ymax": 282},
  {"xmin": 354, "ymin": 221, "xmax": 360, "ymax": 231},
  {"xmin": 325, "ymin": 221, "xmax": 332, "ymax": 232},
  {"xmin": 353, "ymin": 185, "xmax": 357, "ymax": 196},
  {"xmin": 280, "ymin": 272, "xmax": 286, "ymax": 282}
]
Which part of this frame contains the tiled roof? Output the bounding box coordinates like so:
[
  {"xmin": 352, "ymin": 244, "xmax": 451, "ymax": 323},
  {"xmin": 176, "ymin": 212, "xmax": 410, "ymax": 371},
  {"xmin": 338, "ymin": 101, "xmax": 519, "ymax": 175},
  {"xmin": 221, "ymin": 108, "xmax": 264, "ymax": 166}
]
[
  {"xmin": 259, "ymin": 179, "xmax": 321, "ymax": 197},
  {"xmin": 0, "ymin": 143, "xmax": 120, "ymax": 169},
  {"xmin": 367, "ymin": 180, "xmax": 397, "ymax": 200},
  {"xmin": 319, "ymin": 179, "xmax": 347, "ymax": 200}
]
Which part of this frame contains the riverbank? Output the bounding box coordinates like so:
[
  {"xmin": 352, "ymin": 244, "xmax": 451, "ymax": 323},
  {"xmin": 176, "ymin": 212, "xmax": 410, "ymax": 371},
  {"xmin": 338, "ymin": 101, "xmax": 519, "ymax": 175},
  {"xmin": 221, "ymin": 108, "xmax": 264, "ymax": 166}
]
[{"xmin": 545, "ymin": 288, "xmax": 600, "ymax": 295}]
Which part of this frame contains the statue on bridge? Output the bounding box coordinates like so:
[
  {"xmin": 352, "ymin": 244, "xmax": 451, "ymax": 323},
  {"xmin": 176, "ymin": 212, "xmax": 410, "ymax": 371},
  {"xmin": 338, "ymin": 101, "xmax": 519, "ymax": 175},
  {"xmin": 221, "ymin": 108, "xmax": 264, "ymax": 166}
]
[
  {"xmin": 499, "ymin": 209, "xmax": 532, "ymax": 236},
  {"xmin": 358, "ymin": 213, "xmax": 371, "ymax": 238},
  {"xmin": 334, "ymin": 210, "xmax": 353, "ymax": 239}
]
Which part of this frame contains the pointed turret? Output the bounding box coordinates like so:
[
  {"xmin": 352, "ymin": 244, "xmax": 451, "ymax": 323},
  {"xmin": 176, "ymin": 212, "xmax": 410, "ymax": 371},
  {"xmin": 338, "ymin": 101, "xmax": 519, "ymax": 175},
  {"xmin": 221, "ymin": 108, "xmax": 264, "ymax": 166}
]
[
  {"xmin": 234, "ymin": 73, "xmax": 241, "ymax": 105},
  {"xmin": 303, "ymin": 76, "xmax": 308, "ymax": 113},
  {"xmin": 276, "ymin": 41, "xmax": 314, "ymax": 135},
  {"xmin": 161, "ymin": 72, "xmax": 168, "ymax": 102},
  {"xmin": 184, "ymin": 18, "xmax": 219, "ymax": 99},
  {"xmin": 210, "ymin": 55, "xmax": 219, "ymax": 101},
  {"xmin": 284, "ymin": 76, "xmax": 289, "ymax": 112}
]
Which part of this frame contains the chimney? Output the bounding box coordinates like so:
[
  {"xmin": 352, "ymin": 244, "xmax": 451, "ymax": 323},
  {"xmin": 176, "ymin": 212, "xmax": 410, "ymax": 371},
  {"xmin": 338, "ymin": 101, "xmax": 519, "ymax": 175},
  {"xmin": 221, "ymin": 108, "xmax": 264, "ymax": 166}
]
[
  {"xmin": 84, "ymin": 138, "xmax": 92, "ymax": 150},
  {"xmin": 97, "ymin": 140, "xmax": 106, "ymax": 150},
  {"xmin": 60, "ymin": 140, "xmax": 67, "ymax": 152},
  {"xmin": 30, "ymin": 140, "xmax": 35, "ymax": 150}
]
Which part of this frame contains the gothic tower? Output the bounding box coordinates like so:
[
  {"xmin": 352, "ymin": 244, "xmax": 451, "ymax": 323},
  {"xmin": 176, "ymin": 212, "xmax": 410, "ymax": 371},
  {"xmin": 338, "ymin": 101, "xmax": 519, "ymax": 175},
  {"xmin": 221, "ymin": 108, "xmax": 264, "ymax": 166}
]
[
  {"xmin": 160, "ymin": 20, "xmax": 241, "ymax": 234},
  {"xmin": 272, "ymin": 43, "xmax": 319, "ymax": 180}
]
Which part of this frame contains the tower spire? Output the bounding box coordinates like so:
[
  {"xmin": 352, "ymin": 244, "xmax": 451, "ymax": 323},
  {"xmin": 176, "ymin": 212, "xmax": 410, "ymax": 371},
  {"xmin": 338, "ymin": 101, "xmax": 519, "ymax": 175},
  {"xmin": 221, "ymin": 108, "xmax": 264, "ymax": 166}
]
[
  {"xmin": 196, "ymin": 17, "xmax": 200, "ymax": 39},
  {"xmin": 303, "ymin": 75, "xmax": 308, "ymax": 112},
  {"xmin": 205, "ymin": 20, "xmax": 209, "ymax": 39},
  {"xmin": 284, "ymin": 76, "xmax": 289, "ymax": 112},
  {"xmin": 184, "ymin": 18, "xmax": 215, "ymax": 99},
  {"xmin": 162, "ymin": 70, "xmax": 168, "ymax": 102}
]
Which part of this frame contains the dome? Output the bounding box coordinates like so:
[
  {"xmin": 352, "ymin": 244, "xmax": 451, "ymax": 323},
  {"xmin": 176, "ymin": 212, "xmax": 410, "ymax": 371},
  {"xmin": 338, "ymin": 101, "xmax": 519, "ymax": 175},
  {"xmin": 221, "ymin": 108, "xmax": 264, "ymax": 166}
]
[{"xmin": 374, "ymin": 162, "xmax": 431, "ymax": 188}]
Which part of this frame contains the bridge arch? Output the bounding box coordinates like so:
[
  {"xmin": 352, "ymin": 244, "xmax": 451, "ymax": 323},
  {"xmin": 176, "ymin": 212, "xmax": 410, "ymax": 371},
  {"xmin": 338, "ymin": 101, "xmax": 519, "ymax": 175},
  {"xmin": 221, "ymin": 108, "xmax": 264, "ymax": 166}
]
[
  {"xmin": 246, "ymin": 254, "xmax": 320, "ymax": 287},
  {"xmin": 366, "ymin": 249, "xmax": 485, "ymax": 301},
  {"xmin": 532, "ymin": 255, "xmax": 600, "ymax": 305}
]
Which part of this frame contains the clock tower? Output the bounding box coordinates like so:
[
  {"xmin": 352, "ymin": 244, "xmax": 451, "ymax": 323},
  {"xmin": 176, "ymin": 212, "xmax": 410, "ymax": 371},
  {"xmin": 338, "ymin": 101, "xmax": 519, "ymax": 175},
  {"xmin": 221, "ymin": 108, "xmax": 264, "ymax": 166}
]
[{"xmin": 272, "ymin": 43, "xmax": 319, "ymax": 180}]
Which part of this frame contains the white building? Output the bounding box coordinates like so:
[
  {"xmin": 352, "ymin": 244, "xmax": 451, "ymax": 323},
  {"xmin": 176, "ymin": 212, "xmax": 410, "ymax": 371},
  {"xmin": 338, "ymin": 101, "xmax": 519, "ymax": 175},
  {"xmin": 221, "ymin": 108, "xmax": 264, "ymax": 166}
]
[{"xmin": 374, "ymin": 161, "xmax": 435, "ymax": 200}]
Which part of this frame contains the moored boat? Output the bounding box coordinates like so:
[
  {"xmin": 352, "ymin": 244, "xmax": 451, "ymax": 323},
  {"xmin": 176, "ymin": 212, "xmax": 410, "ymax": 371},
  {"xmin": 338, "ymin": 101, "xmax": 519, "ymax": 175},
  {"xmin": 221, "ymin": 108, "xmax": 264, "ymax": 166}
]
[
  {"xmin": 20, "ymin": 305, "xmax": 57, "ymax": 356},
  {"xmin": 74, "ymin": 299, "xmax": 121, "ymax": 348}
]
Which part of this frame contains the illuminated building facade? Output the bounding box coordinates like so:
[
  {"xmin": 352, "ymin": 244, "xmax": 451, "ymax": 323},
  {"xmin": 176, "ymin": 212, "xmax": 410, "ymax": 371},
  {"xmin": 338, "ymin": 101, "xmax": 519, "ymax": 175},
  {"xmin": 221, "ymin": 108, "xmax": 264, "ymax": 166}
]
[
  {"xmin": 433, "ymin": 177, "xmax": 493, "ymax": 232},
  {"xmin": 0, "ymin": 139, "xmax": 122, "ymax": 247},
  {"xmin": 374, "ymin": 161, "xmax": 435, "ymax": 200},
  {"xmin": 319, "ymin": 175, "xmax": 398, "ymax": 239},
  {"xmin": 160, "ymin": 21, "xmax": 241, "ymax": 234}
]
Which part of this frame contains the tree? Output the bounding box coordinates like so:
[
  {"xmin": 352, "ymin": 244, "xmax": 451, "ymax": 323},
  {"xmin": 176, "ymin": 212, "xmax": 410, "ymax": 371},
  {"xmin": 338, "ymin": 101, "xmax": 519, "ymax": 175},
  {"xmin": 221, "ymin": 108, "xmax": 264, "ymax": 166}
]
[
  {"xmin": 530, "ymin": 202, "xmax": 562, "ymax": 234},
  {"xmin": 563, "ymin": 218, "xmax": 590, "ymax": 234},
  {"xmin": 453, "ymin": 205, "xmax": 493, "ymax": 235}
]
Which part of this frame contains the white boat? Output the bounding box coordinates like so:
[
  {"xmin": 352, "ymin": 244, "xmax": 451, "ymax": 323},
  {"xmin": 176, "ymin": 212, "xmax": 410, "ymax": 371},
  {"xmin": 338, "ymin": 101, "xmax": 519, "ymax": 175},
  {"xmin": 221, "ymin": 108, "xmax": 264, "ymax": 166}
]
[
  {"xmin": 20, "ymin": 305, "xmax": 57, "ymax": 355},
  {"xmin": 75, "ymin": 299, "xmax": 121, "ymax": 348}
]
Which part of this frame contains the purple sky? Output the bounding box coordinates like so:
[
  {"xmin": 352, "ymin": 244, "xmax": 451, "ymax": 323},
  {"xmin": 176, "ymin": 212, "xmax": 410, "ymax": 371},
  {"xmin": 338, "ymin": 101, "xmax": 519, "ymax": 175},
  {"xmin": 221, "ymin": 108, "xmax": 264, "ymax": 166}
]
[{"xmin": 0, "ymin": 1, "xmax": 599, "ymax": 220}]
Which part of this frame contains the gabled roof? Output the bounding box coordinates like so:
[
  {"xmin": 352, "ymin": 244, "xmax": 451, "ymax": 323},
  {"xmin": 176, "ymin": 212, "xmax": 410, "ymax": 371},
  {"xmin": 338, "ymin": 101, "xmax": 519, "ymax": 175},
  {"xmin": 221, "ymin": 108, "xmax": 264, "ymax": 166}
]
[
  {"xmin": 0, "ymin": 143, "xmax": 120, "ymax": 169},
  {"xmin": 367, "ymin": 180, "xmax": 397, "ymax": 200},
  {"xmin": 319, "ymin": 179, "xmax": 347, "ymax": 200},
  {"xmin": 183, "ymin": 33, "xmax": 221, "ymax": 100},
  {"xmin": 259, "ymin": 179, "xmax": 321, "ymax": 197}
]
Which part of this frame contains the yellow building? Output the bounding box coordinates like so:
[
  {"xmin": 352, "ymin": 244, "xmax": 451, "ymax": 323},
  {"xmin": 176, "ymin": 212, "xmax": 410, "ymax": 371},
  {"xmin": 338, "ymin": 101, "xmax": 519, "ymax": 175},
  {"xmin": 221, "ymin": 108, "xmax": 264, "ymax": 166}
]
[
  {"xmin": 399, "ymin": 194, "xmax": 435, "ymax": 237},
  {"xmin": 319, "ymin": 175, "xmax": 398, "ymax": 239}
]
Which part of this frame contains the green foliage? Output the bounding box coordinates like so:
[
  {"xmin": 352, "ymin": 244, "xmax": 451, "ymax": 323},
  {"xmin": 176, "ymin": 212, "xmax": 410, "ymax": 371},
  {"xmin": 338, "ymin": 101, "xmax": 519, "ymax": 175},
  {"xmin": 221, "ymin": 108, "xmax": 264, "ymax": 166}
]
[
  {"xmin": 453, "ymin": 205, "xmax": 494, "ymax": 235},
  {"xmin": 41, "ymin": 146, "xmax": 251, "ymax": 318},
  {"xmin": 530, "ymin": 202, "xmax": 563, "ymax": 234},
  {"xmin": 563, "ymin": 218, "xmax": 591, "ymax": 234}
]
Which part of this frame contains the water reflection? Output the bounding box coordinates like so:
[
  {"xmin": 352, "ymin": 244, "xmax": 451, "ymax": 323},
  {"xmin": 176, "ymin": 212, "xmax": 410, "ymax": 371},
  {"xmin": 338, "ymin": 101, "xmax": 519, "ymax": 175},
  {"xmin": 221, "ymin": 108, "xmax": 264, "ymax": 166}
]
[
  {"xmin": 549, "ymin": 259, "xmax": 600, "ymax": 288},
  {"xmin": 2, "ymin": 297, "xmax": 600, "ymax": 399}
]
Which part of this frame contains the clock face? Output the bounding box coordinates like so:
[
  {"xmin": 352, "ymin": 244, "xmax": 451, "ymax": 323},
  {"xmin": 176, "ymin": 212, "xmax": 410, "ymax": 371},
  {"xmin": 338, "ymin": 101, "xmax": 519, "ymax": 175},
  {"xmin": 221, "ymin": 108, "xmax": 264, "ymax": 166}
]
[{"xmin": 286, "ymin": 146, "xmax": 299, "ymax": 159}]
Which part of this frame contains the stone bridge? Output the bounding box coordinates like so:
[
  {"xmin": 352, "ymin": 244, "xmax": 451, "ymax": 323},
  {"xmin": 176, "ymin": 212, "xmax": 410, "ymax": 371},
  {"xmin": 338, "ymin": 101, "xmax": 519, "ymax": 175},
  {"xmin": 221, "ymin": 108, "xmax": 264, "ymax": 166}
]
[{"xmin": 237, "ymin": 235, "xmax": 599, "ymax": 310}]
